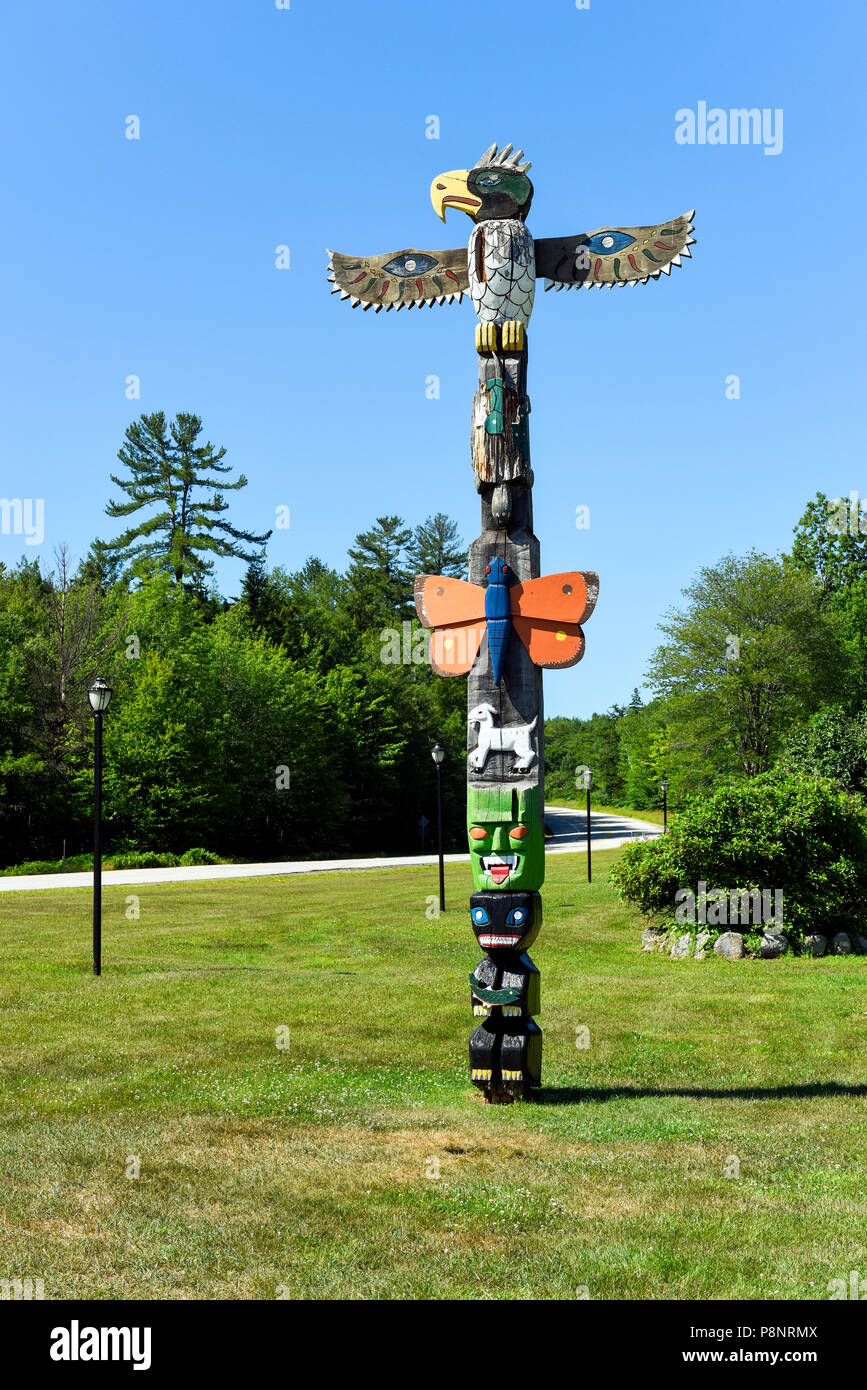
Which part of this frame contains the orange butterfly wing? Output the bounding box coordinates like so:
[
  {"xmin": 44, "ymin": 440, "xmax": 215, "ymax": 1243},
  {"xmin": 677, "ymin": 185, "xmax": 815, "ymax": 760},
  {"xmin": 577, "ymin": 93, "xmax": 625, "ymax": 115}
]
[
  {"xmin": 510, "ymin": 571, "xmax": 598, "ymax": 669},
  {"xmin": 511, "ymin": 615, "xmax": 585, "ymax": 668},
  {"xmin": 510, "ymin": 571, "xmax": 598, "ymax": 625},
  {"xmin": 414, "ymin": 575, "xmax": 487, "ymax": 677}
]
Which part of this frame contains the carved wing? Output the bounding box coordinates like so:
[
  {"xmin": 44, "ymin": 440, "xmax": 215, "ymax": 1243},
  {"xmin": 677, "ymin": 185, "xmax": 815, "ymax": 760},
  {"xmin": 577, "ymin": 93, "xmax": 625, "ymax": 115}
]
[
  {"xmin": 510, "ymin": 570, "xmax": 599, "ymax": 670},
  {"xmin": 328, "ymin": 246, "xmax": 470, "ymax": 312},
  {"xmin": 535, "ymin": 211, "xmax": 695, "ymax": 291}
]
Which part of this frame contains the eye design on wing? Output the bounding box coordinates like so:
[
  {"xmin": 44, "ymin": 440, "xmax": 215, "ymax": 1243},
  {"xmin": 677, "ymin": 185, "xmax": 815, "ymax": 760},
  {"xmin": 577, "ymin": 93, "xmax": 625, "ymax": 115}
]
[
  {"xmin": 585, "ymin": 230, "xmax": 636, "ymax": 255},
  {"xmin": 472, "ymin": 907, "xmax": 491, "ymax": 926},
  {"xmin": 382, "ymin": 252, "xmax": 439, "ymax": 277},
  {"xmin": 505, "ymin": 908, "xmax": 527, "ymax": 926}
]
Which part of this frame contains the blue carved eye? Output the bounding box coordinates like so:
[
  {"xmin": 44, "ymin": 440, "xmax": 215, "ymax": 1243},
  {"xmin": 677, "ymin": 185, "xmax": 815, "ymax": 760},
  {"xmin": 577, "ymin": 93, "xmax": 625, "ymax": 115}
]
[
  {"xmin": 477, "ymin": 173, "xmax": 502, "ymax": 188},
  {"xmin": 506, "ymin": 908, "xmax": 526, "ymax": 926},
  {"xmin": 382, "ymin": 252, "xmax": 438, "ymax": 277},
  {"xmin": 585, "ymin": 230, "xmax": 636, "ymax": 256},
  {"xmin": 472, "ymin": 907, "xmax": 490, "ymax": 926}
]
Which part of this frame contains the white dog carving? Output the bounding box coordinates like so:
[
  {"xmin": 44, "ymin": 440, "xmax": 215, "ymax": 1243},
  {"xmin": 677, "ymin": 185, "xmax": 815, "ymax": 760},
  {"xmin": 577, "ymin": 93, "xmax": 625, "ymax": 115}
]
[{"xmin": 468, "ymin": 704, "xmax": 538, "ymax": 773}]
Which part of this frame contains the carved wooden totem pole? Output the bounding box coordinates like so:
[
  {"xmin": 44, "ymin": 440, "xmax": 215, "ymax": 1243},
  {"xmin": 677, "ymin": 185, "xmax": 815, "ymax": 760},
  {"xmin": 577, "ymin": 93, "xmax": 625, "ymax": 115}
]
[{"xmin": 329, "ymin": 143, "xmax": 694, "ymax": 1102}]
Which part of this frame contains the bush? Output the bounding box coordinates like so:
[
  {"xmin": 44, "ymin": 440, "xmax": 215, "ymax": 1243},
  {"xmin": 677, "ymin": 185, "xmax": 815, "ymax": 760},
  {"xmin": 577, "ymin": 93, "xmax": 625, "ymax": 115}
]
[
  {"xmin": 777, "ymin": 706, "xmax": 867, "ymax": 796},
  {"xmin": 609, "ymin": 772, "xmax": 867, "ymax": 942},
  {"xmin": 106, "ymin": 851, "xmax": 181, "ymax": 870},
  {"xmin": 179, "ymin": 848, "xmax": 222, "ymax": 866}
]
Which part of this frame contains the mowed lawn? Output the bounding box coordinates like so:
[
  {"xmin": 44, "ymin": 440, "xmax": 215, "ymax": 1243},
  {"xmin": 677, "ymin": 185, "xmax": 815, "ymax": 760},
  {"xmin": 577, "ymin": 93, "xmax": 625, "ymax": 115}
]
[{"xmin": 1, "ymin": 851, "xmax": 865, "ymax": 1301}]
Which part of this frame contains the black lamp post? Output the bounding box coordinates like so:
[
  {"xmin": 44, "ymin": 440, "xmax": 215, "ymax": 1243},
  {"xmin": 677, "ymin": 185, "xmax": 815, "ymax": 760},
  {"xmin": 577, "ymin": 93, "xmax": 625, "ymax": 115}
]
[
  {"xmin": 583, "ymin": 768, "xmax": 593, "ymax": 883},
  {"xmin": 431, "ymin": 743, "xmax": 445, "ymax": 912},
  {"xmin": 88, "ymin": 677, "xmax": 113, "ymax": 976},
  {"xmin": 661, "ymin": 778, "xmax": 669, "ymax": 835}
]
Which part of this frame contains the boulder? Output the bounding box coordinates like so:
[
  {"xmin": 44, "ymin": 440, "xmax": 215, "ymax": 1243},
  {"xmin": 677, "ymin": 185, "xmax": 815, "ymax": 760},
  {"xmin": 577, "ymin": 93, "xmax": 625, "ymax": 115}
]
[
  {"xmin": 853, "ymin": 936, "xmax": 867, "ymax": 956},
  {"xmin": 694, "ymin": 931, "xmax": 711, "ymax": 961},
  {"xmin": 641, "ymin": 927, "xmax": 667, "ymax": 952},
  {"xmin": 670, "ymin": 933, "xmax": 692, "ymax": 959},
  {"xmin": 759, "ymin": 927, "xmax": 789, "ymax": 958},
  {"xmin": 831, "ymin": 932, "xmax": 853, "ymax": 955},
  {"xmin": 714, "ymin": 931, "xmax": 745, "ymax": 960},
  {"xmin": 802, "ymin": 934, "xmax": 827, "ymax": 958}
]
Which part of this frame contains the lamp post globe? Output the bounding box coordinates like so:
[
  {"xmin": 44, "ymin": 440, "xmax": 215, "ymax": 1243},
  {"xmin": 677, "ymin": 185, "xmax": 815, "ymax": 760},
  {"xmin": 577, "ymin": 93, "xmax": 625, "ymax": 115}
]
[{"xmin": 88, "ymin": 677, "xmax": 113, "ymax": 715}]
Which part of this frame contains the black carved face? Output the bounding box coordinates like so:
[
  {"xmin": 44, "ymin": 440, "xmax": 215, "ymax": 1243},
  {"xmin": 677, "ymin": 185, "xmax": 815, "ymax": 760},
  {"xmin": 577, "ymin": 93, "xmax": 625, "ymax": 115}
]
[
  {"xmin": 467, "ymin": 167, "xmax": 534, "ymax": 223},
  {"xmin": 469, "ymin": 891, "xmax": 541, "ymax": 952}
]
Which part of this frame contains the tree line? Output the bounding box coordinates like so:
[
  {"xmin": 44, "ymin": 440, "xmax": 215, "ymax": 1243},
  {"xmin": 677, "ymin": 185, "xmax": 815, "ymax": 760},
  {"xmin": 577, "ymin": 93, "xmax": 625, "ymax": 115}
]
[
  {"xmin": 545, "ymin": 493, "xmax": 867, "ymax": 810},
  {"xmin": 0, "ymin": 410, "xmax": 862, "ymax": 866}
]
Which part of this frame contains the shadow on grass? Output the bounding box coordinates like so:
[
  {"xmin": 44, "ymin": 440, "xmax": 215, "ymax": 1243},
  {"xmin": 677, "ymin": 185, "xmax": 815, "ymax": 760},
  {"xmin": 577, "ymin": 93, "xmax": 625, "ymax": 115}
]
[{"xmin": 536, "ymin": 1082, "xmax": 867, "ymax": 1105}]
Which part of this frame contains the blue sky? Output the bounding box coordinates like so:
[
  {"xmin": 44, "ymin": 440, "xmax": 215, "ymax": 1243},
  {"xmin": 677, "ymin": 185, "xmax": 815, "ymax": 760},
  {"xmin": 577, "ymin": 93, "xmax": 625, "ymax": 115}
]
[{"xmin": 1, "ymin": 0, "xmax": 864, "ymax": 716}]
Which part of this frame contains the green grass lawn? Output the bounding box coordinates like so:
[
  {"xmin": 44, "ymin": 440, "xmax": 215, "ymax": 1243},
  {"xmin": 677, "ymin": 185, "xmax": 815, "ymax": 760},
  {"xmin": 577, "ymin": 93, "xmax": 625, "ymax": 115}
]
[{"xmin": 1, "ymin": 850, "xmax": 864, "ymax": 1301}]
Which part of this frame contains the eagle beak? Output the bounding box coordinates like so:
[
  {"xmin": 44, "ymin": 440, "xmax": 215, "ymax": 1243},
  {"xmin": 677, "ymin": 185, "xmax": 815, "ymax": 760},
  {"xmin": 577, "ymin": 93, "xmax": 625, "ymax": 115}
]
[{"xmin": 431, "ymin": 170, "xmax": 481, "ymax": 222}]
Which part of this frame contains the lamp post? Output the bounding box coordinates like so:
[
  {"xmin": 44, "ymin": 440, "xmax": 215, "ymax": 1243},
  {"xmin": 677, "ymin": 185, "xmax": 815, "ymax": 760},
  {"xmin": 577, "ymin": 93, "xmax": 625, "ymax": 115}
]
[
  {"xmin": 583, "ymin": 768, "xmax": 593, "ymax": 883},
  {"xmin": 431, "ymin": 744, "xmax": 445, "ymax": 912},
  {"xmin": 661, "ymin": 778, "xmax": 669, "ymax": 835},
  {"xmin": 88, "ymin": 677, "xmax": 113, "ymax": 976}
]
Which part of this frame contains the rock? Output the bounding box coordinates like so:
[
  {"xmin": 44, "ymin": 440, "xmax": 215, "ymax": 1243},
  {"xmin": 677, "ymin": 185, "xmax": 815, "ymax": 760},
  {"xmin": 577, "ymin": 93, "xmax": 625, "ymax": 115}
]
[
  {"xmin": 641, "ymin": 927, "xmax": 667, "ymax": 952},
  {"xmin": 853, "ymin": 936, "xmax": 867, "ymax": 956},
  {"xmin": 670, "ymin": 933, "xmax": 692, "ymax": 959},
  {"xmin": 714, "ymin": 931, "xmax": 745, "ymax": 960},
  {"xmin": 831, "ymin": 932, "xmax": 853, "ymax": 955},
  {"xmin": 694, "ymin": 931, "xmax": 711, "ymax": 961},
  {"xmin": 802, "ymin": 934, "xmax": 827, "ymax": 958},
  {"xmin": 759, "ymin": 927, "xmax": 789, "ymax": 958}
]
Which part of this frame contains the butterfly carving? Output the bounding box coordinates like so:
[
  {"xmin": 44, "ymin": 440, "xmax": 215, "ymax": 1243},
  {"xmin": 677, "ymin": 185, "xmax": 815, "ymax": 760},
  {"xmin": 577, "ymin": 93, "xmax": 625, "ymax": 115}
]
[{"xmin": 414, "ymin": 557, "xmax": 599, "ymax": 680}]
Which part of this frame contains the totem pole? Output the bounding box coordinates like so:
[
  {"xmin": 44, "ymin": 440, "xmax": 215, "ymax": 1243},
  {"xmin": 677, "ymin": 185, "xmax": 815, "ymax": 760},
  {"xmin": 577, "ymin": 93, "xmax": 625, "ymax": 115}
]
[{"xmin": 328, "ymin": 143, "xmax": 694, "ymax": 1102}]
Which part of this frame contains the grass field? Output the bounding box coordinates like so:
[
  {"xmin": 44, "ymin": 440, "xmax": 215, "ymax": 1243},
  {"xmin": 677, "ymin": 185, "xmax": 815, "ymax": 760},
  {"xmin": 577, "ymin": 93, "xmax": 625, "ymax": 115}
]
[{"xmin": 1, "ymin": 850, "xmax": 865, "ymax": 1301}]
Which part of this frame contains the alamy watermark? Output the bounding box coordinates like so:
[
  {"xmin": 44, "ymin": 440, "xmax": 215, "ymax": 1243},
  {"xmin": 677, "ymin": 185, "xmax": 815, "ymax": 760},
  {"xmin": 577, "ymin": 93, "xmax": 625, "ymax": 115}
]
[
  {"xmin": 826, "ymin": 491, "xmax": 867, "ymax": 535},
  {"xmin": 675, "ymin": 883, "xmax": 783, "ymax": 927},
  {"xmin": 0, "ymin": 498, "xmax": 44, "ymax": 546},
  {"xmin": 675, "ymin": 103, "xmax": 783, "ymax": 156}
]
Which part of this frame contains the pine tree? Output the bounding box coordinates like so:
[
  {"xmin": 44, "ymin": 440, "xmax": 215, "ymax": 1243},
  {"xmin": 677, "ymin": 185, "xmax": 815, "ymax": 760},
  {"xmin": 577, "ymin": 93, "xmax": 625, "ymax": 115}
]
[
  {"xmin": 346, "ymin": 515, "xmax": 413, "ymax": 623},
  {"xmin": 406, "ymin": 512, "xmax": 468, "ymax": 577},
  {"xmin": 102, "ymin": 412, "xmax": 271, "ymax": 590}
]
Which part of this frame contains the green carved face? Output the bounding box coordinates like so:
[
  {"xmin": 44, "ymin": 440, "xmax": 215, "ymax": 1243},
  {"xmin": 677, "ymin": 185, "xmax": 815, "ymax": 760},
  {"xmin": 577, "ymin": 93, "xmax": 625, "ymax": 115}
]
[{"xmin": 467, "ymin": 785, "xmax": 544, "ymax": 892}]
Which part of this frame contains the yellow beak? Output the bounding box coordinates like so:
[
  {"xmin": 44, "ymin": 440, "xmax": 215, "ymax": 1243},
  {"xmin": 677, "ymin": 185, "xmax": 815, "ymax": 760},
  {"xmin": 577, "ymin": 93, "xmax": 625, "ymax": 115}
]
[{"xmin": 430, "ymin": 169, "xmax": 482, "ymax": 222}]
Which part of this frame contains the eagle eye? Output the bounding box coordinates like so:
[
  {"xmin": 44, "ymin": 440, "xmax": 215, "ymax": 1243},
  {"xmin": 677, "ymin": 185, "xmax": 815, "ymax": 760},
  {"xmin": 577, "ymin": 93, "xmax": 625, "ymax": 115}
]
[
  {"xmin": 383, "ymin": 252, "xmax": 438, "ymax": 277},
  {"xmin": 586, "ymin": 231, "xmax": 636, "ymax": 256}
]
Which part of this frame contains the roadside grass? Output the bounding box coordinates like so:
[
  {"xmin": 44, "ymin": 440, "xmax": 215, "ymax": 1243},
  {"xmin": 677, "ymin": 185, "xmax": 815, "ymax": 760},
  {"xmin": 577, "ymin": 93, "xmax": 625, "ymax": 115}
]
[{"xmin": 1, "ymin": 851, "xmax": 864, "ymax": 1300}]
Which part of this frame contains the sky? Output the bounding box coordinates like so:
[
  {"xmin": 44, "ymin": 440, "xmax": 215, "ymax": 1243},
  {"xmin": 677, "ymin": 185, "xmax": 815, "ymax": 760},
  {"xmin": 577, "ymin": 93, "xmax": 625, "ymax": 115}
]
[{"xmin": 1, "ymin": 0, "xmax": 865, "ymax": 716}]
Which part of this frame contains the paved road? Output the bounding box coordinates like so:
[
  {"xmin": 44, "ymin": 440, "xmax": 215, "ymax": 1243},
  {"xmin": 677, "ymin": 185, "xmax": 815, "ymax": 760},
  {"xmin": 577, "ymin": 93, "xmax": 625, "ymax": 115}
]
[
  {"xmin": 544, "ymin": 805, "xmax": 662, "ymax": 854},
  {"xmin": 0, "ymin": 807, "xmax": 661, "ymax": 893}
]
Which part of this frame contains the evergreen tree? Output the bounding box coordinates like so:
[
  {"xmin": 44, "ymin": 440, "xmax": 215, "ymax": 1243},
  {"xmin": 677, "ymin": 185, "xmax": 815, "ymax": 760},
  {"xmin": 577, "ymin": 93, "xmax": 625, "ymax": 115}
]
[
  {"xmin": 406, "ymin": 512, "xmax": 468, "ymax": 577},
  {"xmin": 101, "ymin": 412, "xmax": 271, "ymax": 591},
  {"xmin": 346, "ymin": 515, "xmax": 413, "ymax": 625}
]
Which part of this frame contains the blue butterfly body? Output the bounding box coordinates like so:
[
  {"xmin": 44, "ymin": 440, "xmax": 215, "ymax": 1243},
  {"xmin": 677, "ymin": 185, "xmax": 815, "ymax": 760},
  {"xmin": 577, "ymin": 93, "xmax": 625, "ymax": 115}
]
[{"xmin": 484, "ymin": 556, "xmax": 513, "ymax": 685}]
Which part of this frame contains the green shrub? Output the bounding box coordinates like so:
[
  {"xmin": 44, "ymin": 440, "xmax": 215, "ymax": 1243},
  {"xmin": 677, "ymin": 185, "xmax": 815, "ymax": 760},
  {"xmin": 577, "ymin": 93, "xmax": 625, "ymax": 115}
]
[
  {"xmin": 107, "ymin": 851, "xmax": 181, "ymax": 870},
  {"xmin": 609, "ymin": 773, "xmax": 867, "ymax": 942},
  {"xmin": 179, "ymin": 848, "xmax": 222, "ymax": 866}
]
